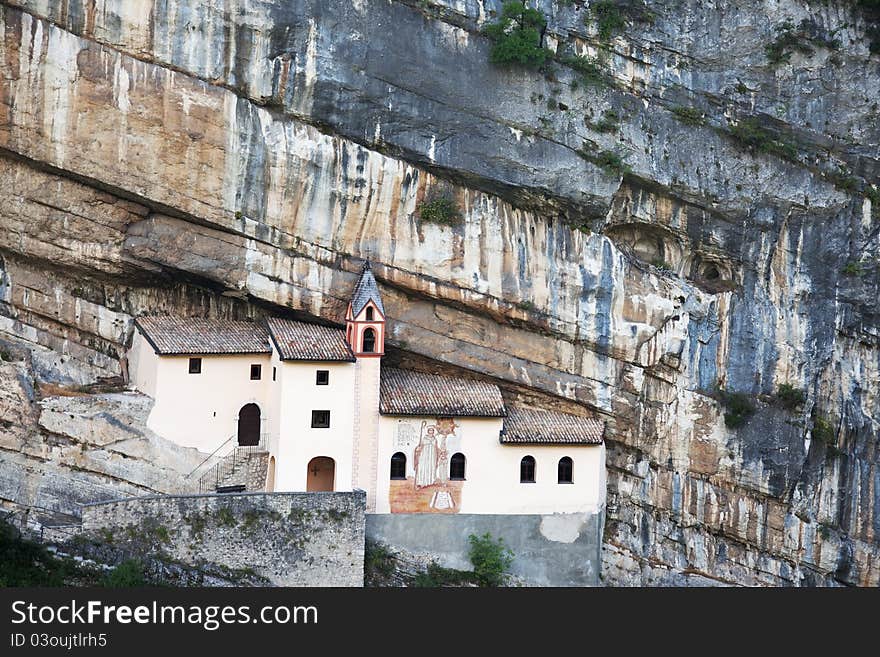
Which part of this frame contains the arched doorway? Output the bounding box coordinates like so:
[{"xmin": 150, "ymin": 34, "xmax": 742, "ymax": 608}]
[
  {"xmin": 237, "ymin": 403, "xmax": 261, "ymax": 446},
  {"xmin": 306, "ymin": 457, "xmax": 335, "ymax": 492}
]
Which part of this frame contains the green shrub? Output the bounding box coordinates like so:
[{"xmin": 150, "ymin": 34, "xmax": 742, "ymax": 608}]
[
  {"xmin": 651, "ymin": 257, "xmax": 672, "ymax": 271},
  {"xmin": 716, "ymin": 388, "xmax": 756, "ymax": 428},
  {"xmin": 483, "ymin": 2, "xmax": 549, "ymax": 68},
  {"xmin": 842, "ymin": 261, "xmax": 863, "ymax": 277},
  {"xmin": 468, "ymin": 533, "xmax": 513, "ymax": 587},
  {"xmin": 592, "ymin": 149, "xmax": 631, "ymax": 176},
  {"xmin": 812, "ymin": 415, "xmax": 836, "ymax": 446},
  {"xmin": 671, "ymin": 105, "xmax": 704, "ymax": 126},
  {"xmin": 591, "ymin": 1, "xmax": 626, "ymax": 41},
  {"xmin": 364, "ymin": 541, "xmax": 396, "ymax": 579},
  {"xmin": 413, "ymin": 562, "xmax": 478, "ymax": 587},
  {"xmin": 101, "ymin": 559, "xmax": 146, "ymax": 587},
  {"xmin": 728, "ymin": 118, "xmax": 799, "ymax": 162},
  {"xmin": 417, "ymin": 195, "xmax": 461, "ymax": 225},
  {"xmin": 764, "ymin": 19, "xmax": 840, "ymax": 65},
  {"xmin": 559, "ymin": 53, "xmax": 606, "ymax": 86},
  {"xmin": 0, "ymin": 518, "xmax": 73, "ymax": 586},
  {"xmin": 588, "ymin": 109, "xmax": 620, "ymax": 133},
  {"xmin": 776, "ymin": 384, "xmax": 806, "ymax": 410}
]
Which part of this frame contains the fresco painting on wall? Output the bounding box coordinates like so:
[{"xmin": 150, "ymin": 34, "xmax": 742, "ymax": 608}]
[{"xmin": 389, "ymin": 418, "xmax": 463, "ymax": 513}]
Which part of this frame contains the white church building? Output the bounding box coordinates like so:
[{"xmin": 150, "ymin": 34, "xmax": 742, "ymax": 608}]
[{"xmin": 128, "ymin": 263, "xmax": 606, "ymax": 516}]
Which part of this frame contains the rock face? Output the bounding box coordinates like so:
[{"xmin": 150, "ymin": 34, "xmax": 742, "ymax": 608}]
[{"xmin": 0, "ymin": 0, "xmax": 877, "ymax": 585}]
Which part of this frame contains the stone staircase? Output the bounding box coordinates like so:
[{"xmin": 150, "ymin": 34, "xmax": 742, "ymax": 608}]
[{"xmin": 197, "ymin": 439, "xmax": 270, "ymax": 494}]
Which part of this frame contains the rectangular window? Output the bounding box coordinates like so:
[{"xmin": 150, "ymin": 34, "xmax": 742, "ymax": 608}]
[
  {"xmin": 250, "ymin": 364, "xmax": 262, "ymax": 380},
  {"xmin": 188, "ymin": 357, "xmax": 202, "ymax": 374},
  {"xmin": 316, "ymin": 370, "xmax": 330, "ymax": 385},
  {"xmin": 311, "ymin": 410, "xmax": 331, "ymax": 428},
  {"xmin": 272, "ymin": 367, "xmax": 277, "ymax": 381}
]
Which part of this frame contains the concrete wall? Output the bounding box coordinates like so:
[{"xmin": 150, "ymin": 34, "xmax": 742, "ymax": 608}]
[
  {"xmin": 366, "ymin": 510, "xmax": 604, "ymax": 587},
  {"xmin": 376, "ymin": 415, "xmax": 606, "ymax": 515},
  {"xmin": 82, "ymin": 491, "xmax": 367, "ymax": 587}
]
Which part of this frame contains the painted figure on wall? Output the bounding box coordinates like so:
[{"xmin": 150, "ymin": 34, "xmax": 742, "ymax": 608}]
[
  {"xmin": 390, "ymin": 417, "xmax": 463, "ymax": 513},
  {"xmin": 414, "ymin": 422, "xmax": 438, "ymax": 489}
]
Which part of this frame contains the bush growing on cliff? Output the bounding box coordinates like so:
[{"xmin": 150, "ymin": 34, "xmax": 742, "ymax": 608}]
[
  {"xmin": 728, "ymin": 118, "xmax": 799, "ymax": 162},
  {"xmin": 483, "ymin": 2, "xmax": 548, "ymax": 68},
  {"xmin": 101, "ymin": 559, "xmax": 146, "ymax": 587},
  {"xmin": 776, "ymin": 384, "xmax": 806, "ymax": 410},
  {"xmin": 417, "ymin": 194, "xmax": 461, "ymax": 225},
  {"xmin": 716, "ymin": 388, "xmax": 756, "ymax": 428},
  {"xmin": 468, "ymin": 532, "xmax": 513, "ymax": 586}
]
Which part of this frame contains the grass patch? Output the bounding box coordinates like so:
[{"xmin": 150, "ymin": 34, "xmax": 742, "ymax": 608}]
[
  {"xmin": 214, "ymin": 508, "xmax": 237, "ymax": 528},
  {"xmin": 364, "ymin": 541, "xmax": 396, "ymax": 580}
]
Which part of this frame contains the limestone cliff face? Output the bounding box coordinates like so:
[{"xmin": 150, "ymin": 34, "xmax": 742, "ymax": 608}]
[{"xmin": 0, "ymin": 0, "xmax": 877, "ymax": 585}]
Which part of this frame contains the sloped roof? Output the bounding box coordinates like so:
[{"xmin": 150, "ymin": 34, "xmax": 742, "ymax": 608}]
[
  {"xmin": 135, "ymin": 317, "xmax": 271, "ymax": 355},
  {"xmin": 500, "ymin": 406, "xmax": 604, "ymax": 445},
  {"xmin": 266, "ymin": 318, "xmax": 356, "ymax": 362},
  {"xmin": 380, "ymin": 367, "xmax": 506, "ymax": 417},
  {"xmin": 350, "ymin": 261, "xmax": 385, "ymax": 318}
]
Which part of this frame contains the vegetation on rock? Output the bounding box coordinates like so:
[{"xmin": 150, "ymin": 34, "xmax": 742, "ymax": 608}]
[
  {"xmin": 728, "ymin": 118, "xmax": 799, "ymax": 163},
  {"xmin": 483, "ymin": 2, "xmax": 548, "ymax": 68},
  {"xmin": 765, "ymin": 19, "xmax": 840, "ymax": 65},
  {"xmin": 468, "ymin": 532, "xmax": 514, "ymax": 587},
  {"xmin": 716, "ymin": 388, "xmax": 756, "ymax": 428},
  {"xmin": 776, "ymin": 384, "xmax": 806, "ymax": 410},
  {"xmin": 671, "ymin": 105, "xmax": 704, "ymax": 126},
  {"xmin": 417, "ymin": 194, "xmax": 461, "ymax": 225}
]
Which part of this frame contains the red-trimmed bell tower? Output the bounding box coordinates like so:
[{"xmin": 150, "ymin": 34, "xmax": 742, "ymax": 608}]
[
  {"xmin": 347, "ymin": 261, "xmax": 385, "ymax": 511},
  {"xmin": 345, "ymin": 261, "xmax": 385, "ymax": 357}
]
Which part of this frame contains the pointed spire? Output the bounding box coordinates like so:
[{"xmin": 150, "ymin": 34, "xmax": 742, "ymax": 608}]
[{"xmin": 350, "ymin": 260, "xmax": 385, "ymax": 318}]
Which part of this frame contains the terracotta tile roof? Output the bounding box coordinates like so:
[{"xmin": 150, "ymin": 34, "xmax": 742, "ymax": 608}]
[
  {"xmin": 350, "ymin": 261, "xmax": 385, "ymax": 317},
  {"xmin": 135, "ymin": 317, "xmax": 271, "ymax": 355},
  {"xmin": 380, "ymin": 367, "xmax": 506, "ymax": 417},
  {"xmin": 501, "ymin": 406, "xmax": 604, "ymax": 445},
  {"xmin": 266, "ymin": 318, "xmax": 356, "ymax": 362}
]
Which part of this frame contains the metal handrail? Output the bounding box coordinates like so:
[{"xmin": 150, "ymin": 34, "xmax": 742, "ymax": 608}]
[
  {"xmin": 185, "ymin": 434, "xmax": 236, "ymax": 479},
  {"xmin": 198, "ymin": 433, "xmax": 268, "ymax": 493}
]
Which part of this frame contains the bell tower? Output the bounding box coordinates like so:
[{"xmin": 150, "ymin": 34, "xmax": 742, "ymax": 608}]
[
  {"xmin": 345, "ymin": 261, "xmax": 385, "ymax": 357},
  {"xmin": 346, "ymin": 261, "xmax": 385, "ymax": 511}
]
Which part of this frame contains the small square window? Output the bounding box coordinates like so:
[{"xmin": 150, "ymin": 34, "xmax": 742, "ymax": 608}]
[
  {"xmin": 188, "ymin": 357, "xmax": 202, "ymax": 374},
  {"xmin": 316, "ymin": 370, "xmax": 329, "ymax": 385},
  {"xmin": 250, "ymin": 364, "xmax": 262, "ymax": 380},
  {"xmin": 311, "ymin": 410, "xmax": 331, "ymax": 428}
]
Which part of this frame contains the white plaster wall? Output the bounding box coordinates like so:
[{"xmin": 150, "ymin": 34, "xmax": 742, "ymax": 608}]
[
  {"xmin": 375, "ymin": 415, "xmax": 605, "ymax": 514},
  {"xmin": 272, "ymin": 360, "xmax": 357, "ymax": 492},
  {"xmin": 145, "ymin": 353, "xmax": 272, "ymax": 453},
  {"xmin": 128, "ymin": 330, "xmax": 158, "ymax": 398}
]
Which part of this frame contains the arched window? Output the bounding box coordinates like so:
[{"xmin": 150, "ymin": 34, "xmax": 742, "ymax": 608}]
[
  {"xmin": 366, "ymin": 306, "xmax": 374, "ymax": 321},
  {"xmin": 390, "ymin": 452, "xmax": 406, "ymax": 480},
  {"xmin": 558, "ymin": 457, "xmax": 573, "ymax": 484},
  {"xmin": 449, "ymin": 453, "xmax": 466, "ymax": 480},
  {"xmin": 520, "ymin": 456, "xmax": 536, "ymax": 483},
  {"xmin": 362, "ymin": 327, "xmax": 376, "ymax": 353}
]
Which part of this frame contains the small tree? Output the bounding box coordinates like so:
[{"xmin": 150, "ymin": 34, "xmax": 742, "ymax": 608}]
[
  {"xmin": 483, "ymin": 2, "xmax": 548, "ymax": 67},
  {"xmin": 468, "ymin": 533, "xmax": 513, "ymax": 586}
]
